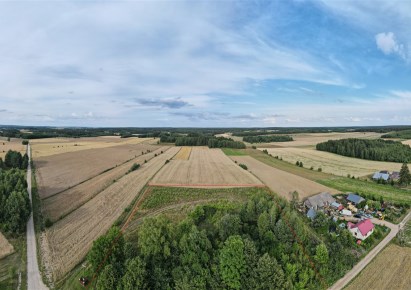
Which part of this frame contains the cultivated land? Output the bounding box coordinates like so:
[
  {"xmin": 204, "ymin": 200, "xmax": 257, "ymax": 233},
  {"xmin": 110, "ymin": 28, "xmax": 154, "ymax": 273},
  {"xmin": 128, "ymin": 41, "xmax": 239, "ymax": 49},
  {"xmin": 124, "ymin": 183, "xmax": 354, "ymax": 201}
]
[
  {"xmin": 35, "ymin": 142, "xmax": 158, "ymax": 198},
  {"xmin": 151, "ymin": 147, "xmax": 262, "ymax": 187},
  {"xmin": 402, "ymin": 139, "xmax": 411, "ymax": 147},
  {"xmin": 173, "ymin": 146, "xmax": 191, "ymax": 160},
  {"xmin": 262, "ymin": 147, "xmax": 403, "ymax": 177},
  {"xmin": 30, "ymin": 136, "xmax": 154, "ymax": 158},
  {"xmin": 230, "ymin": 155, "xmax": 338, "ymax": 199},
  {"xmin": 345, "ymin": 244, "xmax": 411, "ymax": 290},
  {"xmin": 0, "ymin": 232, "xmax": 14, "ymax": 260},
  {"xmin": 0, "ymin": 138, "xmax": 25, "ymax": 159},
  {"xmin": 42, "ymin": 146, "xmax": 170, "ymax": 222},
  {"xmin": 41, "ymin": 147, "xmax": 180, "ymax": 281}
]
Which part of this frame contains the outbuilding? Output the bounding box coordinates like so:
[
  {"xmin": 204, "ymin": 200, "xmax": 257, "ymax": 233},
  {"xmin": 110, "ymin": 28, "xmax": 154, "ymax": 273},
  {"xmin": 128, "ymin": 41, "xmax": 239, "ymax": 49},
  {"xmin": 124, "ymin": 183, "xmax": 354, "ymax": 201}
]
[{"xmin": 347, "ymin": 193, "xmax": 365, "ymax": 205}]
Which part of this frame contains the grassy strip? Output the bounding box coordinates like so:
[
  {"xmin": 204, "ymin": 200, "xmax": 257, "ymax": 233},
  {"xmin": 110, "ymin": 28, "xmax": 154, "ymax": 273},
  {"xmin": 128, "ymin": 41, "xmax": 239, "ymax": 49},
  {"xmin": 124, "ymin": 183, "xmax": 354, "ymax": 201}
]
[
  {"xmin": 140, "ymin": 186, "xmax": 267, "ymax": 210},
  {"xmin": 0, "ymin": 235, "xmax": 27, "ymax": 290},
  {"xmin": 221, "ymin": 148, "xmax": 248, "ymax": 156},
  {"xmin": 318, "ymin": 177, "xmax": 411, "ymax": 206}
]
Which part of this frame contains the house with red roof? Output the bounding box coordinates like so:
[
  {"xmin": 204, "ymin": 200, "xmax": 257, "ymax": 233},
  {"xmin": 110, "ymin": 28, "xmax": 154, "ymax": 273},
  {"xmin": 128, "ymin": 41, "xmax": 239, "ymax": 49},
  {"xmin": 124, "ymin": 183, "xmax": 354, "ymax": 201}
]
[{"xmin": 347, "ymin": 219, "xmax": 374, "ymax": 241}]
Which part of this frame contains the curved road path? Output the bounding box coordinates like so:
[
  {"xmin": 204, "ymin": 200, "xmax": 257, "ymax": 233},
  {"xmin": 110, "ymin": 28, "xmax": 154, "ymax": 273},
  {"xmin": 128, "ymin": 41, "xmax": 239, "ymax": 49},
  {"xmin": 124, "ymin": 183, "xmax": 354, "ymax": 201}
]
[
  {"xmin": 26, "ymin": 145, "xmax": 48, "ymax": 290},
  {"xmin": 329, "ymin": 212, "xmax": 411, "ymax": 290}
]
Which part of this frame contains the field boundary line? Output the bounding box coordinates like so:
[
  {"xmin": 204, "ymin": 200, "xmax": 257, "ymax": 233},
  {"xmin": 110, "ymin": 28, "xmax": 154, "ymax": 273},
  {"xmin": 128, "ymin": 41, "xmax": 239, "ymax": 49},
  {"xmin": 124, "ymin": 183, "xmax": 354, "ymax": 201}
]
[
  {"xmin": 148, "ymin": 183, "xmax": 266, "ymax": 188},
  {"xmin": 41, "ymin": 146, "xmax": 169, "ymax": 201}
]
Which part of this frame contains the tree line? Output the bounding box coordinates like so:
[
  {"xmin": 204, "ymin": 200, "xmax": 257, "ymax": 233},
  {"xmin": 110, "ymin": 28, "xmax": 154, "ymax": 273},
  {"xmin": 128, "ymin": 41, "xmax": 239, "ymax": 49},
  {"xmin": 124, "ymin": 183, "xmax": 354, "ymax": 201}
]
[
  {"xmin": 160, "ymin": 133, "xmax": 246, "ymax": 149},
  {"xmin": 316, "ymin": 138, "xmax": 411, "ymax": 163},
  {"xmin": 87, "ymin": 195, "xmax": 360, "ymax": 290},
  {"xmin": 243, "ymin": 135, "xmax": 293, "ymax": 143},
  {"xmin": 0, "ymin": 169, "xmax": 31, "ymax": 233},
  {"xmin": 382, "ymin": 129, "xmax": 411, "ymax": 139},
  {"xmin": 0, "ymin": 150, "xmax": 29, "ymax": 170}
]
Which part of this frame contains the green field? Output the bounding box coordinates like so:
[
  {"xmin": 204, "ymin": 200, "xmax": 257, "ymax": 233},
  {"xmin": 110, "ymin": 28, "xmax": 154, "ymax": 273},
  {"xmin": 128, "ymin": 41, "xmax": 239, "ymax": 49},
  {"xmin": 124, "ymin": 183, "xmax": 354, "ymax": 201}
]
[{"xmin": 221, "ymin": 148, "xmax": 247, "ymax": 156}]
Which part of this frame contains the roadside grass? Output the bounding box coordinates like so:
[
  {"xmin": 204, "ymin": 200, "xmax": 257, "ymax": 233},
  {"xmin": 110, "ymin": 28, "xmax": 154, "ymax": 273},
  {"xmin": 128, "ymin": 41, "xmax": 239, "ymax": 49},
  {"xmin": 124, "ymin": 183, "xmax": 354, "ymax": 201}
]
[
  {"xmin": 221, "ymin": 148, "xmax": 248, "ymax": 156},
  {"xmin": 0, "ymin": 235, "xmax": 27, "ymax": 290}
]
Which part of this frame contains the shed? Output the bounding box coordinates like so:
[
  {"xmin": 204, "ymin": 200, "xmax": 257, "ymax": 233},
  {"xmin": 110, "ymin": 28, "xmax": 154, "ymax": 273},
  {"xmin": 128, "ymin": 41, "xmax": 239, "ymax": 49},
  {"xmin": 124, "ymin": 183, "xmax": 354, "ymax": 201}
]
[
  {"xmin": 347, "ymin": 193, "xmax": 365, "ymax": 205},
  {"xmin": 390, "ymin": 171, "xmax": 400, "ymax": 180},
  {"xmin": 341, "ymin": 209, "xmax": 352, "ymax": 216},
  {"xmin": 372, "ymin": 172, "xmax": 390, "ymax": 181},
  {"xmin": 331, "ymin": 202, "xmax": 344, "ymax": 211},
  {"xmin": 306, "ymin": 208, "xmax": 317, "ymax": 220},
  {"xmin": 304, "ymin": 192, "xmax": 336, "ymax": 210}
]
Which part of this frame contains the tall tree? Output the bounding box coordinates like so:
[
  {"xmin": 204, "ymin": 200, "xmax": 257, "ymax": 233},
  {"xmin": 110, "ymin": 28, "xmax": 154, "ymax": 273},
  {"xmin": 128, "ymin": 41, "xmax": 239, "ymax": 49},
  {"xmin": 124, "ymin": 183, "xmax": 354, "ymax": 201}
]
[
  {"xmin": 219, "ymin": 235, "xmax": 246, "ymax": 289},
  {"xmin": 255, "ymin": 253, "xmax": 286, "ymax": 290},
  {"xmin": 399, "ymin": 163, "xmax": 411, "ymax": 185},
  {"xmin": 119, "ymin": 257, "xmax": 147, "ymax": 290}
]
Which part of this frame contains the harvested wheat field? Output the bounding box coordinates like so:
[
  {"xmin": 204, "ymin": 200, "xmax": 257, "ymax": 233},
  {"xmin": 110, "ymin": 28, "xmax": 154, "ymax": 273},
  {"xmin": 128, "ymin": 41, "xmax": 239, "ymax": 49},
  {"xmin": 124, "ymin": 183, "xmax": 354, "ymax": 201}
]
[
  {"xmin": 261, "ymin": 132, "xmax": 381, "ymax": 148},
  {"xmin": 0, "ymin": 232, "xmax": 14, "ymax": 260},
  {"xmin": 260, "ymin": 147, "xmax": 403, "ymax": 177},
  {"xmin": 151, "ymin": 147, "xmax": 262, "ymax": 187},
  {"xmin": 402, "ymin": 139, "xmax": 411, "ymax": 147},
  {"xmin": 31, "ymin": 136, "xmax": 153, "ymax": 158},
  {"xmin": 41, "ymin": 147, "xmax": 180, "ymax": 281},
  {"xmin": 173, "ymin": 146, "xmax": 192, "ymax": 160},
  {"xmin": 42, "ymin": 146, "xmax": 170, "ymax": 222},
  {"xmin": 230, "ymin": 156, "xmax": 338, "ymax": 199},
  {"xmin": 345, "ymin": 244, "xmax": 411, "ymax": 290},
  {"xmin": 0, "ymin": 138, "xmax": 26, "ymax": 159},
  {"xmin": 35, "ymin": 143, "xmax": 159, "ymax": 198}
]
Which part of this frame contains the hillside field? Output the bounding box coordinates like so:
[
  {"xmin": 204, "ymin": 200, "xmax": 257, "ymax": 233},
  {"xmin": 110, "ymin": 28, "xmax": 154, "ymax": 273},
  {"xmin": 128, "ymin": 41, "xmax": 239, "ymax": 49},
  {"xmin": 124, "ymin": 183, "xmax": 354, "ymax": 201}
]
[
  {"xmin": 0, "ymin": 138, "xmax": 26, "ymax": 159},
  {"xmin": 261, "ymin": 147, "xmax": 404, "ymax": 177}
]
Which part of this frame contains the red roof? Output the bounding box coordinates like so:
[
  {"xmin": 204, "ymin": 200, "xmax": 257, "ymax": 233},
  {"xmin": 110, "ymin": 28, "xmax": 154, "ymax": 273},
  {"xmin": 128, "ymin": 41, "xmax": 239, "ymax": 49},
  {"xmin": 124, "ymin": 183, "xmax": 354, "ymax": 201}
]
[{"xmin": 356, "ymin": 219, "xmax": 374, "ymax": 236}]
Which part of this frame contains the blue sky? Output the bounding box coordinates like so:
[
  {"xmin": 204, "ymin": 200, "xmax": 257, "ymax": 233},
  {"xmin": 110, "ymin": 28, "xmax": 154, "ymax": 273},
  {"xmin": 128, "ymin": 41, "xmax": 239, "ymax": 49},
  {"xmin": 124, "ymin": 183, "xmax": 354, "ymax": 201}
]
[{"xmin": 0, "ymin": 0, "xmax": 410, "ymax": 127}]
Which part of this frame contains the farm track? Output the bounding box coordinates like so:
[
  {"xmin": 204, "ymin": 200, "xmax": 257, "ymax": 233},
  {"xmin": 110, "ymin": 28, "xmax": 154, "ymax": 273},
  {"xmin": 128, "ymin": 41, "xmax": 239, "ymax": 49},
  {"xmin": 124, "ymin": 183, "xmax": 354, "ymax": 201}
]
[
  {"xmin": 42, "ymin": 146, "xmax": 170, "ymax": 222},
  {"xmin": 40, "ymin": 147, "xmax": 180, "ymax": 281},
  {"xmin": 330, "ymin": 212, "xmax": 411, "ymax": 290}
]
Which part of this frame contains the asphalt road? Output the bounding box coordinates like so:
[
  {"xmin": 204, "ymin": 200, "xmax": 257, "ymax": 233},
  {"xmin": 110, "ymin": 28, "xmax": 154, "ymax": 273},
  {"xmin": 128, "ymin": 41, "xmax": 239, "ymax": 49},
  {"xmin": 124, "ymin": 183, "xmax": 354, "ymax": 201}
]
[
  {"xmin": 26, "ymin": 145, "xmax": 48, "ymax": 290},
  {"xmin": 329, "ymin": 213, "xmax": 411, "ymax": 290}
]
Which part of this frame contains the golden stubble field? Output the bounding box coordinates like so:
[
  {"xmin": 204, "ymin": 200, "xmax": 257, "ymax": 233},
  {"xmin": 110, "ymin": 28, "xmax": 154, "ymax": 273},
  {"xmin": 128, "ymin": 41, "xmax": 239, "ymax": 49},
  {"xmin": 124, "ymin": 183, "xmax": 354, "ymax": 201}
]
[
  {"xmin": 260, "ymin": 147, "xmax": 403, "ymax": 177},
  {"xmin": 41, "ymin": 146, "xmax": 180, "ymax": 281},
  {"xmin": 42, "ymin": 146, "xmax": 170, "ymax": 222},
  {"xmin": 151, "ymin": 147, "xmax": 262, "ymax": 187},
  {"xmin": 35, "ymin": 143, "xmax": 159, "ymax": 198},
  {"xmin": 229, "ymin": 156, "xmax": 338, "ymax": 199},
  {"xmin": 0, "ymin": 138, "xmax": 26, "ymax": 159},
  {"xmin": 30, "ymin": 136, "xmax": 154, "ymax": 158},
  {"xmin": 0, "ymin": 232, "xmax": 14, "ymax": 260},
  {"xmin": 345, "ymin": 244, "xmax": 411, "ymax": 290},
  {"xmin": 173, "ymin": 146, "xmax": 192, "ymax": 160}
]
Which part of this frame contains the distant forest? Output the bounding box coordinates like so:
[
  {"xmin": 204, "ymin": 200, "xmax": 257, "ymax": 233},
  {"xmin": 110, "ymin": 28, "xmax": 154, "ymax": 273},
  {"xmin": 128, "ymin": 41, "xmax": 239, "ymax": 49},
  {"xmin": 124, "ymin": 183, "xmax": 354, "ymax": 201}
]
[
  {"xmin": 160, "ymin": 133, "xmax": 246, "ymax": 149},
  {"xmin": 382, "ymin": 130, "xmax": 411, "ymax": 139},
  {"xmin": 243, "ymin": 135, "xmax": 293, "ymax": 143},
  {"xmin": 2, "ymin": 125, "xmax": 411, "ymax": 140},
  {"xmin": 316, "ymin": 138, "xmax": 411, "ymax": 163}
]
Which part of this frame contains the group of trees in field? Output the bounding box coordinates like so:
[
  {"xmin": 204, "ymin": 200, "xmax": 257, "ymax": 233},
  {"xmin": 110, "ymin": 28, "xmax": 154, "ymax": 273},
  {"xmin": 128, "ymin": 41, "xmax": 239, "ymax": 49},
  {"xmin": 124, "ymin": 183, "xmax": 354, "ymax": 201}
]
[
  {"xmin": 160, "ymin": 133, "xmax": 246, "ymax": 149},
  {"xmin": 0, "ymin": 169, "xmax": 31, "ymax": 233},
  {"xmin": 0, "ymin": 150, "xmax": 29, "ymax": 170},
  {"xmin": 88, "ymin": 195, "xmax": 360, "ymax": 290},
  {"xmin": 243, "ymin": 135, "xmax": 293, "ymax": 143},
  {"xmin": 399, "ymin": 163, "xmax": 411, "ymax": 185},
  {"xmin": 316, "ymin": 138, "xmax": 411, "ymax": 163}
]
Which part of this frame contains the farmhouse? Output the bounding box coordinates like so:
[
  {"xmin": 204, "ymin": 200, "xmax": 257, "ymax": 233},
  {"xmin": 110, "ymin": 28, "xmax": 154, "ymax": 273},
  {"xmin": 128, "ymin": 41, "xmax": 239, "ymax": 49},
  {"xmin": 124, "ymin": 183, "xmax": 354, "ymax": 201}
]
[
  {"xmin": 304, "ymin": 192, "xmax": 336, "ymax": 210},
  {"xmin": 347, "ymin": 219, "xmax": 374, "ymax": 240},
  {"xmin": 347, "ymin": 193, "xmax": 365, "ymax": 205},
  {"xmin": 372, "ymin": 171, "xmax": 390, "ymax": 181}
]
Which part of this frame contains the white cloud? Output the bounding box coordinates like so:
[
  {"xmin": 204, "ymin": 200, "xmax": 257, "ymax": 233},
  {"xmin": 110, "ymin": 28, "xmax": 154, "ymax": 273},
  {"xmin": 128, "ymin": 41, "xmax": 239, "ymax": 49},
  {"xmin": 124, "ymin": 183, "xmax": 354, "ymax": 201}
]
[{"xmin": 375, "ymin": 32, "xmax": 405, "ymax": 59}]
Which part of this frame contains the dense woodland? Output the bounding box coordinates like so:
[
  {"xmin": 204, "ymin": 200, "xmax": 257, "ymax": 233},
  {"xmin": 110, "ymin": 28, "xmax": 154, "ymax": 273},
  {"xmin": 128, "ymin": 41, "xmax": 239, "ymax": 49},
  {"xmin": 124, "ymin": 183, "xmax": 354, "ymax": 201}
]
[
  {"xmin": 382, "ymin": 129, "xmax": 411, "ymax": 139},
  {"xmin": 0, "ymin": 150, "xmax": 29, "ymax": 170},
  {"xmin": 0, "ymin": 169, "xmax": 31, "ymax": 233},
  {"xmin": 316, "ymin": 138, "xmax": 411, "ymax": 163},
  {"xmin": 160, "ymin": 133, "xmax": 246, "ymax": 149},
  {"xmin": 87, "ymin": 195, "xmax": 366, "ymax": 290},
  {"xmin": 243, "ymin": 135, "xmax": 293, "ymax": 143}
]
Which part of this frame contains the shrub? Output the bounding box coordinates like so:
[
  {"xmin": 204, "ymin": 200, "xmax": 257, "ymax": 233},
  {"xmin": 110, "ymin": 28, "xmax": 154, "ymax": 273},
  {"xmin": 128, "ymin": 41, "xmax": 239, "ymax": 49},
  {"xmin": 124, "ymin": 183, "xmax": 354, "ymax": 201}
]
[
  {"xmin": 129, "ymin": 163, "xmax": 140, "ymax": 172},
  {"xmin": 239, "ymin": 164, "xmax": 248, "ymax": 170},
  {"xmin": 251, "ymin": 146, "xmax": 257, "ymax": 149},
  {"xmin": 165, "ymin": 159, "xmax": 170, "ymax": 164},
  {"xmin": 317, "ymin": 167, "xmax": 322, "ymax": 172},
  {"xmin": 44, "ymin": 218, "xmax": 53, "ymax": 228},
  {"xmin": 22, "ymin": 140, "xmax": 29, "ymax": 145}
]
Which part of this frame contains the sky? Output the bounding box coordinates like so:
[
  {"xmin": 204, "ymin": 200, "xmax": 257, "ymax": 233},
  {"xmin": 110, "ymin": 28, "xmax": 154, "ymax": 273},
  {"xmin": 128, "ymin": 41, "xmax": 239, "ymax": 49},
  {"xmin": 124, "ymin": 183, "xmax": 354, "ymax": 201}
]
[{"xmin": 0, "ymin": 0, "xmax": 410, "ymax": 127}]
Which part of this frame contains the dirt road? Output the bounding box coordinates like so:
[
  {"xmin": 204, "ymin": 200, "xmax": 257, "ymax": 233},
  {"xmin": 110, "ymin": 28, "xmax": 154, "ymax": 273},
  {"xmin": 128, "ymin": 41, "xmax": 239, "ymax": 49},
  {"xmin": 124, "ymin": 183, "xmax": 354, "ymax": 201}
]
[
  {"xmin": 329, "ymin": 213, "xmax": 411, "ymax": 290},
  {"xmin": 26, "ymin": 145, "xmax": 48, "ymax": 290}
]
